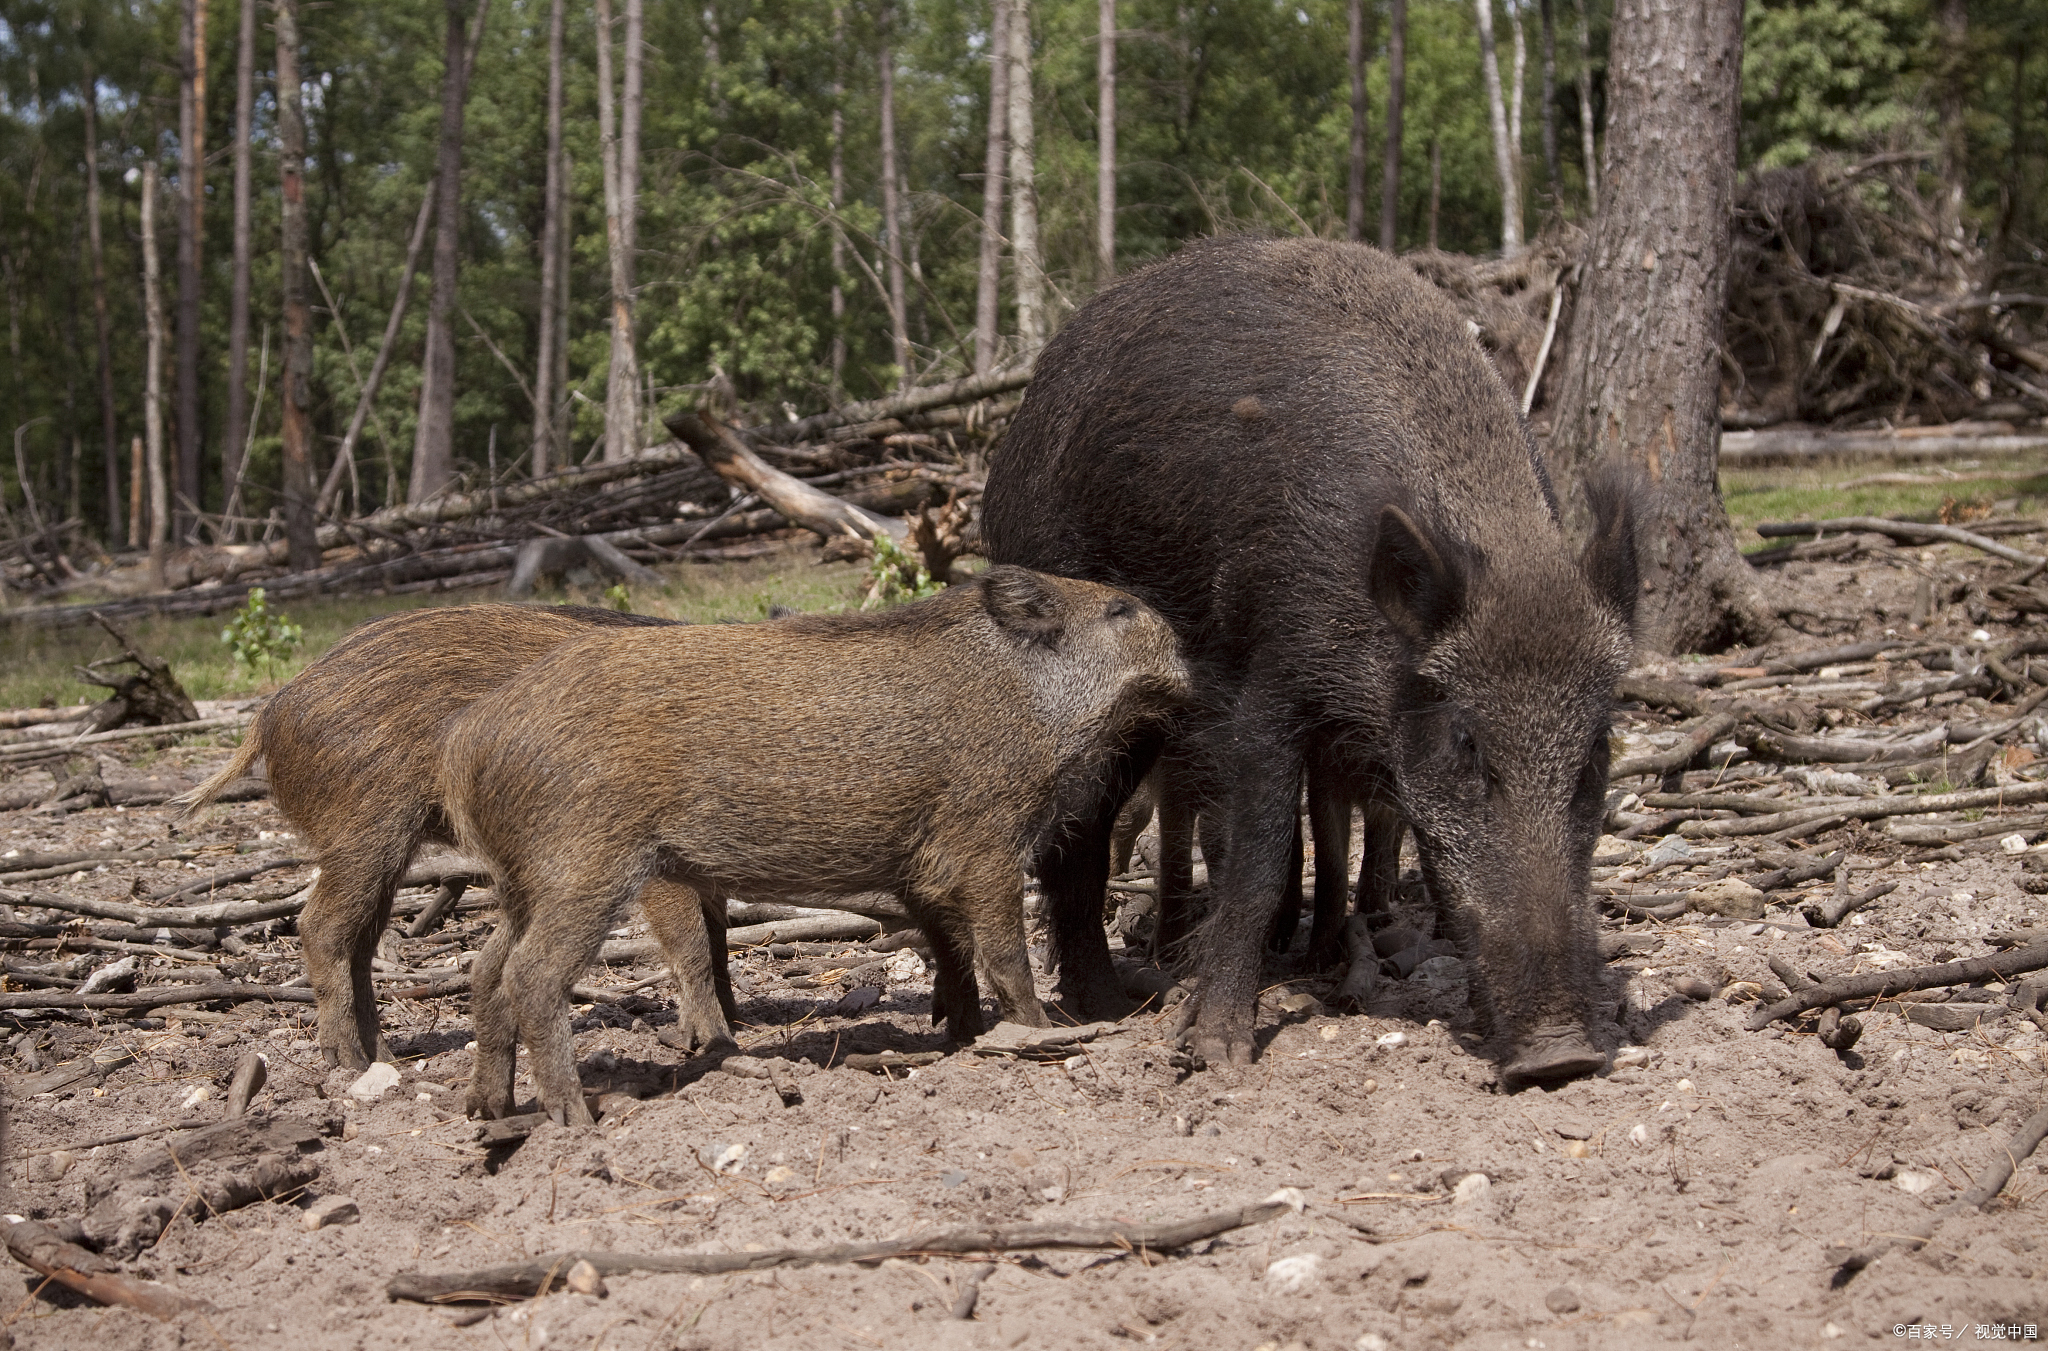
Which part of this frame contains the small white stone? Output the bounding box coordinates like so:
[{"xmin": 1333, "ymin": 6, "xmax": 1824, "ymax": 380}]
[
  {"xmin": 883, "ymin": 948, "xmax": 925, "ymax": 982},
  {"xmin": 1264, "ymin": 1253, "xmax": 1321, "ymax": 1293},
  {"xmin": 1451, "ymin": 1173, "xmax": 1492, "ymax": 1205},
  {"xmin": 1972, "ymin": 629, "xmax": 1993, "ymax": 642},
  {"xmin": 1822, "ymin": 1323, "xmax": 1845, "ymax": 1340},
  {"xmin": 1612, "ymin": 1045, "xmax": 1654, "ymax": 1069},
  {"xmin": 180, "ymin": 1084, "xmax": 214, "ymax": 1110},
  {"xmin": 1628, "ymin": 1123, "xmax": 1650, "ymax": 1146},
  {"xmin": 1261, "ymin": 1187, "xmax": 1309, "ymax": 1214},
  {"xmin": 2002, "ymin": 834, "xmax": 2030, "ymax": 855},
  {"xmin": 712, "ymin": 1142, "xmax": 748, "ymax": 1174},
  {"xmin": 763, "ymin": 1166, "xmax": 796, "ymax": 1185},
  {"xmin": 1319, "ymin": 1025, "xmax": 1339, "ymax": 1041},
  {"xmin": 1375, "ymin": 1032, "xmax": 1407, "ymax": 1050},
  {"xmin": 1894, "ymin": 1169, "xmax": 1941, "ymax": 1194},
  {"xmin": 346, "ymin": 1062, "xmax": 402, "ymax": 1103},
  {"xmin": 1357, "ymin": 1337, "xmax": 1391, "ymax": 1351},
  {"xmin": 301, "ymin": 1195, "xmax": 360, "ymax": 1231}
]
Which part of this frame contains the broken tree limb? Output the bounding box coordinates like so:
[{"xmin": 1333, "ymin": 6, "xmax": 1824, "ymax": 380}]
[
  {"xmin": 1745, "ymin": 940, "xmax": 2048, "ymax": 1029},
  {"xmin": 666, "ymin": 410, "xmax": 907, "ymax": 543},
  {"xmin": 0, "ymin": 713, "xmax": 247, "ymax": 765},
  {"xmin": 1754, "ymin": 516, "xmax": 2046, "ymax": 568},
  {"xmin": 1734, "ymin": 723, "xmax": 1950, "ymax": 765},
  {"xmin": 385, "ymin": 1198, "xmax": 1292, "ymax": 1303},
  {"xmin": 1, "ymin": 882, "xmax": 312, "ymax": 929},
  {"xmin": 1678, "ymin": 780, "xmax": 2048, "ymax": 838},
  {"xmin": 1608, "ymin": 713, "xmax": 1737, "ymax": 780},
  {"xmin": 753, "ymin": 369, "xmax": 1032, "ymax": 446},
  {"xmin": 0, "ymin": 980, "xmax": 317, "ymax": 1013},
  {"xmin": 0, "ymin": 1217, "xmax": 214, "ymax": 1320}
]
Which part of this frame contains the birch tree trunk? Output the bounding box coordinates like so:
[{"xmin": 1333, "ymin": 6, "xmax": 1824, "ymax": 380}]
[
  {"xmin": 596, "ymin": 0, "xmax": 642, "ymax": 463},
  {"xmin": 1474, "ymin": 0, "xmax": 1522, "ymax": 254},
  {"xmin": 1539, "ymin": 0, "xmax": 1559, "ymax": 199},
  {"xmin": 1509, "ymin": 1, "xmax": 1526, "ymax": 188},
  {"xmin": 273, "ymin": 0, "xmax": 321, "ymax": 568},
  {"xmin": 1346, "ymin": 0, "xmax": 1367, "ymax": 242},
  {"xmin": 83, "ymin": 58, "xmax": 120, "ymax": 544},
  {"xmin": 1936, "ymin": 0, "xmax": 1970, "ymax": 262},
  {"xmin": 532, "ymin": 0, "xmax": 565, "ymax": 476},
  {"xmin": 1547, "ymin": 0, "xmax": 1767, "ymax": 653},
  {"xmin": 830, "ymin": 4, "xmax": 849, "ymax": 391},
  {"xmin": 175, "ymin": 0, "xmax": 208, "ymax": 538},
  {"xmin": 223, "ymin": 0, "xmax": 257, "ymax": 532},
  {"xmin": 1379, "ymin": 0, "xmax": 1406, "ymax": 251},
  {"xmin": 1574, "ymin": 0, "xmax": 1598, "ymax": 214},
  {"xmin": 972, "ymin": 0, "xmax": 1009, "ymax": 375},
  {"xmin": 410, "ymin": 0, "xmax": 480, "ymax": 501},
  {"xmin": 1007, "ymin": 0, "xmax": 1044, "ymax": 357},
  {"xmin": 1097, "ymin": 0, "xmax": 1116, "ymax": 279},
  {"xmin": 878, "ymin": 7, "xmax": 911, "ymax": 386},
  {"xmin": 141, "ymin": 162, "xmax": 169, "ymax": 583}
]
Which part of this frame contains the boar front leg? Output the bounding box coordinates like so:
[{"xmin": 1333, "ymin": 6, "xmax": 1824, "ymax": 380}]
[
  {"xmin": 636, "ymin": 876, "xmax": 735, "ymax": 1051},
  {"xmin": 464, "ymin": 922, "xmax": 521, "ymax": 1119},
  {"xmin": 500, "ymin": 888, "xmax": 625, "ymax": 1127}
]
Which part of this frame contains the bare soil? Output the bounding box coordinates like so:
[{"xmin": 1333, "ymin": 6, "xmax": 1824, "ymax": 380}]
[{"xmin": 3, "ymin": 548, "xmax": 2046, "ymax": 1351}]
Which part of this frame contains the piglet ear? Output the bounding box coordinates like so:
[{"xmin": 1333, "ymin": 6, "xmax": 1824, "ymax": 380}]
[
  {"xmin": 1368, "ymin": 505, "xmax": 1465, "ymax": 647},
  {"xmin": 1579, "ymin": 464, "xmax": 1641, "ymax": 627},
  {"xmin": 980, "ymin": 566, "xmax": 1067, "ymax": 647}
]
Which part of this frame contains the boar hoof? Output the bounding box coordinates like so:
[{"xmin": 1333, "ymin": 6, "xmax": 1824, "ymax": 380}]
[{"xmin": 1500, "ymin": 1029, "xmax": 1605, "ymax": 1089}]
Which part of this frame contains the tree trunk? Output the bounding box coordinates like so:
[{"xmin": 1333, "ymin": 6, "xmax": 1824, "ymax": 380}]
[
  {"xmin": 175, "ymin": 0, "xmax": 208, "ymax": 539},
  {"xmin": 1547, "ymin": 0, "xmax": 1766, "ymax": 654},
  {"xmin": 973, "ymin": 0, "xmax": 1009, "ymax": 375},
  {"xmin": 878, "ymin": 7, "xmax": 911, "ymax": 386},
  {"xmin": 531, "ymin": 0, "xmax": 565, "ymax": 477},
  {"xmin": 1097, "ymin": 0, "xmax": 1116, "ymax": 279},
  {"xmin": 596, "ymin": 0, "xmax": 642, "ymax": 463},
  {"xmin": 1509, "ymin": 1, "xmax": 1526, "ymax": 189},
  {"xmin": 1346, "ymin": 0, "xmax": 1367, "ymax": 242},
  {"xmin": 223, "ymin": 0, "xmax": 257, "ymax": 535},
  {"xmin": 553, "ymin": 146, "xmax": 571, "ymax": 465},
  {"xmin": 1539, "ymin": 0, "xmax": 1559, "ymax": 200},
  {"xmin": 1574, "ymin": 0, "xmax": 1598, "ymax": 214},
  {"xmin": 1474, "ymin": 0, "xmax": 1521, "ymax": 254},
  {"xmin": 83, "ymin": 57, "xmax": 120, "ymax": 545},
  {"xmin": 1936, "ymin": 0, "xmax": 1969, "ymax": 260},
  {"xmin": 830, "ymin": 4, "xmax": 849, "ymax": 391},
  {"xmin": 140, "ymin": 162, "xmax": 169, "ymax": 583},
  {"xmin": 1428, "ymin": 136, "xmax": 1441, "ymax": 249},
  {"xmin": 1007, "ymin": 0, "xmax": 1044, "ymax": 356},
  {"xmin": 1379, "ymin": 0, "xmax": 1406, "ymax": 251},
  {"xmin": 274, "ymin": 0, "xmax": 321, "ymax": 569},
  {"xmin": 410, "ymin": 0, "xmax": 479, "ymax": 501}
]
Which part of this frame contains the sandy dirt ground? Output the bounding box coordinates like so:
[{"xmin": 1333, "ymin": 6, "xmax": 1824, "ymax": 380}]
[{"xmin": 3, "ymin": 548, "xmax": 2047, "ymax": 1351}]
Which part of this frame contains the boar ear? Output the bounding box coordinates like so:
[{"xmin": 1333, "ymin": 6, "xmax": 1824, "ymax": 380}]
[
  {"xmin": 1368, "ymin": 505, "xmax": 1465, "ymax": 646},
  {"xmin": 979, "ymin": 566, "xmax": 1067, "ymax": 647},
  {"xmin": 1579, "ymin": 465, "xmax": 1641, "ymax": 626}
]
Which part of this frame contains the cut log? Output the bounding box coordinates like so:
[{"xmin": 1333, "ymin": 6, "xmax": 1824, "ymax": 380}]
[{"xmin": 666, "ymin": 411, "xmax": 906, "ymax": 543}]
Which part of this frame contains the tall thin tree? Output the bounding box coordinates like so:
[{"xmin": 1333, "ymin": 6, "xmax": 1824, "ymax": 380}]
[
  {"xmin": 1097, "ymin": 0, "xmax": 1116, "ymax": 278},
  {"xmin": 1346, "ymin": 0, "xmax": 1367, "ymax": 241},
  {"xmin": 878, "ymin": 5, "xmax": 911, "ymax": 384},
  {"xmin": 410, "ymin": 0, "xmax": 483, "ymax": 501},
  {"xmin": 1380, "ymin": 0, "xmax": 1406, "ymax": 251},
  {"xmin": 83, "ymin": 52, "xmax": 120, "ymax": 543},
  {"xmin": 830, "ymin": 5, "xmax": 850, "ymax": 391},
  {"xmin": 175, "ymin": 0, "xmax": 208, "ymax": 537},
  {"xmin": 274, "ymin": 0, "xmax": 320, "ymax": 567},
  {"xmin": 972, "ymin": 0, "xmax": 1010, "ymax": 374},
  {"xmin": 596, "ymin": 0, "xmax": 642, "ymax": 462},
  {"xmin": 1936, "ymin": 0, "xmax": 1970, "ymax": 255},
  {"xmin": 532, "ymin": 0, "xmax": 565, "ymax": 476},
  {"xmin": 1007, "ymin": 0, "xmax": 1044, "ymax": 355},
  {"xmin": 1539, "ymin": 0, "xmax": 1559, "ymax": 199},
  {"xmin": 223, "ymin": 0, "xmax": 257, "ymax": 531},
  {"xmin": 1475, "ymin": 0, "xmax": 1522, "ymax": 254},
  {"xmin": 141, "ymin": 161, "xmax": 169, "ymax": 581},
  {"xmin": 1574, "ymin": 0, "xmax": 1598, "ymax": 213},
  {"xmin": 1509, "ymin": 1, "xmax": 1526, "ymax": 189}
]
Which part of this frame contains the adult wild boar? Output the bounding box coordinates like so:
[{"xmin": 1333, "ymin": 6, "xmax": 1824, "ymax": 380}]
[
  {"xmin": 982, "ymin": 238, "xmax": 1636, "ymax": 1086},
  {"xmin": 441, "ymin": 567, "xmax": 1189, "ymax": 1125},
  {"xmin": 182, "ymin": 605, "xmax": 735, "ymax": 1071}
]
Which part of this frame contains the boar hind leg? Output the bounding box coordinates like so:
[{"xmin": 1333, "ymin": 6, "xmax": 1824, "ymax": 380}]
[
  {"xmin": 464, "ymin": 923, "xmax": 521, "ymax": 1119},
  {"xmin": 299, "ymin": 846, "xmax": 407, "ymax": 1070},
  {"xmin": 637, "ymin": 877, "xmax": 734, "ymax": 1051},
  {"xmin": 500, "ymin": 894, "xmax": 622, "ymax": 1127},
  {"xmin": 1304, "ymin": 773, "xmax": 1354, "ymax": 971},
  {"xmin": 1263, "ymin": 815, "xmax": 1306, "ymax": 953},
  {"xmin": 921, "ymin": 918, "xmax": 984, "ymax": 1043},
  {"xmin": 1184, "ymin": 747, "xmax": 1301, "ymax": 1067}
]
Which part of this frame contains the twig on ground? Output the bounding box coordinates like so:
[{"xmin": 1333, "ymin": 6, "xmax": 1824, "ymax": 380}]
[{"xmin": 1745, "ymin": 941, "xmax": 2048, "ymax": 1029}]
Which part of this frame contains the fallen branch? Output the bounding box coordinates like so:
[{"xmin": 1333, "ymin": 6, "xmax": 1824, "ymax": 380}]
[
  {"xmin": 666, "ymin": 411, "xmax": 906, "ymax": 544},
  {"xmin": 1679, "ymin": 780, "xmax": 2048, "ymax": 838},
  {"xmin": 0, "ymin": 980, "xmax": 317, "ymax": 1013},
  {"xmin": 1754, "ymin": 516, "xmax": 2046, "ymax": 569},
  {"xmin": 753, "ymin": 369, "xmax": 1032, "ymax": 446},
  {"xmin": 1609, "ymin": 713, "xmax": 1738, "ymax": 780},
  {"xmin": 0, "ymin": 1217, "xmax": 214, "ymax": 1320},
  {"xmin": 1802, "ymin": 880, "xmax": 1898, "ymax": 929},
  {"xmin": 1, "ymin": 883, "xmax": 312, "ymax": 929},
  {"xmin": 386, "ymin": 1197, "xmax": 1294, "ymax": 1303},
  {"xmin": 0, "ymin": 713, "xmax": 248, "ymax": 764},
  {"xmin": 1745, "ymin": 940, "xmax": 2048, "ymax": 1029}
]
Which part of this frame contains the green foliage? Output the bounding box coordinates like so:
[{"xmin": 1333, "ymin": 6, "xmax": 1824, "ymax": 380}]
[
  {"xmin": 603, "ymin": 582, "xmax": 633, "ymax": 612},
  {"xmin": 862, "ymin": 532, "xmax": 942, "ymax": 608},
  {"xmin": 1742, "ymin": 0, "xmax": 1926, "ymax": 169},
  {"xmin": 220, "ymin": 588, "xmax": 305, "ymax": 686}
]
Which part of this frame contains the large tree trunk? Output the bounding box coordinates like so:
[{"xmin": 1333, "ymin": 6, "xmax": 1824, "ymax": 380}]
[
  {"xmin": 223, "ymin": 0, "xmax": 257, "ymax": 535},
  {"xmin": 1379, "ymin": 0, "xmax": 1406, "ymax": 251},
  {"xmin": 140, "ymin": 163, "xmax": 169, "ymax": 583},
  {"xmin": 410, "ymin": 0, "xmax": 479, "ymax": 501},
  {"xmin": 1096, "ymin": 0, "xmax": 1116, "ymax": 279},
  {"xmin": 531, "ymin": 0, "xmax": 565, "ymax": 477},
  {"xmin": 830, "ymin": 4, "xmax": 849, "ymax": 391},
  {"xmin": 1574, "ymin": 0, "xmax": 1598, "ymax": 214},
  {"xmin": 1007, "ymin": 0, "xmax": 1044, "ymax": 356},
  {"xmin": 596, "ymin": 0, "xmax": 642, "ymax": 462},
  {"xmin": 175, "ymin": 0, "xmax": 208, "ymax": 539},
  {"xmin": 1547, "ymin": 0, "xmax": 1767, "ymax": 654},
  {"xmin": 1538, "ymin": 0, "xmax": 1559, "ymax": 200},
  {"xmin": 1474, "ymin": 0, "xmax": 1521, "ymax": 254},
  {"xmin": 878, "ymin": 7, "xmax": 910, "ymax": 386},
  {"xmin": 83, "ymin": 58, "xmax": 120, "ymax": 545},
  {"xmin": 273, "ymin": 0, "xmax": 320, "ymax": 570},
  {"xmin": 972, "ymin": 0, "xmax": 1009, "ymax": 375},
  {"xmin": 1346, "ymin": 0, "xmax": 1367, "ymax": 242}
]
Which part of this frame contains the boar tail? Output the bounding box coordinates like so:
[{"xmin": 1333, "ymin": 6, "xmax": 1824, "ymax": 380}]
[{"xmin": 173, "ymin": 723, "xmax": 265, "ymax": 820}]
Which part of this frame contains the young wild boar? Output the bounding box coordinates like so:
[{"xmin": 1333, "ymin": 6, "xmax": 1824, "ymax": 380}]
[
  {"xmin": 982, "ymin": 237, "xmax": 1637, "ymax": 1087},
  {"xmin": 441, "ymin": 566, "xmax": 1189, "ymax": 1125},
  {"xmin": 182, "ymin": 605, "xmax": 736, "ymax": 1071}
]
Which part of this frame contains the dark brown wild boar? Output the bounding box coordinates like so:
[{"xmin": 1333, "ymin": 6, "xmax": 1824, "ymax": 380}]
[
  {"xmin": 181, "ymin": 604, "xmax": 735, "ymax": 1071},
  {"xmin": 441, "ymin": 567, "xmax": 1189, "ymax": 1125},
  {"xmin": 982, "ymin": 237, "xmax": 1637, "ymax": 1087}
]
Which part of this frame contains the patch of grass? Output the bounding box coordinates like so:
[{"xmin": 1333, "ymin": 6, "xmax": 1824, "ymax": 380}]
[
  {"xmin": 1722, "ymin": 455, "xmax": 2048, "ymax": 551},
  {"xmin": 0, "ymin": 555, "xmax": 872, "ymax": 712}
]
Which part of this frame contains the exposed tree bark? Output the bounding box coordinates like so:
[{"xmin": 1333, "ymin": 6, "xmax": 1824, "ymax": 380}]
[
  {"xmin": 1346, "ymin": 0, "xmax": 1367, "ymax": 242},
  {"xmin": 223, "ymin": 0, "xmax": 257, "ymax": 535},
  {"xmin": 878, "ymin": 6, "xmax": 911, "ymax": 386},
  {"xmin": 140, "ymin": 163, "xmax": 168, "ymax": 583},
  {"xmin": 1097, "ymin": 0, "xmax": 1116, "ymax": 279},
  {"xmin": 1574, "ymin": 0, "xmax": 1598, "ymax": 213},
  {"xmin": 175, "ymin": 0, "xmax": 209, "ymax": 539},
  {"xmin": 128, "ymin": 436, "xmax": 143, "ymax": 548},
  {"xmin": 1475, "ymin": 0, "xmax": 1521, "ymax": 254},
  {"xmin": 1428, "ymin": 136, "xmax": 1441, "ymax": 249},
  {"xmin": 273, "ymin": 0, "xmax": 320, "ymax": 570},
  {"xmin": 973, "ymin": 0, "xmax": 1010, "ymax": 375},
  {"xmin": 830, "ymin": 4, "xmax": 850, "ymax": 391},
  {"xmin": 596, "ymin": 0, "xmax": 642, "ymax": 463},
  {"xmin": 1539, "ymin": 0, "xmax": 1559, "ymax": 199},
  {"xmin": 532, "ymin": 0, "xmax": 566, "ymax": 477},
  {"xmin": 1548, "ymin": 0, "xmax": 1766, "ymax": 653},
  {"xmin": 1509, "ymin": 0, "xmax": 1527, "ymax": 190},
  {"xmin": 83, "ymin": 55, "xmax": 119, "ymax": 545},
  {"xmin": 1936, "ymin": 0, "xmax": 1970, "ymax": 260},
  {"xmin": 1007, "ymin": 0, "xmax": 1044, "ymax": 356},
  {"xmin": 410, "ymin": 0, "xmax": 481, "ymax": 502},
  {"xmin": 1379, "ymin": 0, "xmax": 1406, "ymax": 251}
]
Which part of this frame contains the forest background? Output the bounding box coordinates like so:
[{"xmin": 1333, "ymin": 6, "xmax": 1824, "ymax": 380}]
[{"xmin": 0, "ymin": 0, "xmax": 2043, "ymax": 552}]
